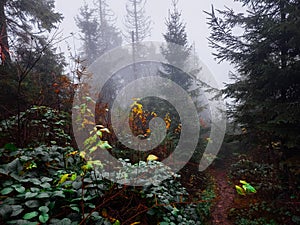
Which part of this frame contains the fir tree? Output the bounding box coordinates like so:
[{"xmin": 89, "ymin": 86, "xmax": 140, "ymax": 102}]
[
  {"xmin": 206, "ymin": 0, "xmax": 300, "ymax": 150},
  {"xmin": 0, "ymin": 0, "xmax": 62, "ymax": 65},
  {"xmin": 95, "ymin": 0, "xmax": 122, "ymax": 55},
  {"xmin": 76, "ymin": 1, "xmax": 122, "ymax": 64},
  {"xmin": 161, "ymin": 0, "xmax": 192, "ymax": 91},
  {"xmin": 124, "ymin": 0, "xmax": 152, "ymax": 43},
  {"xmin": 75, "ymin": 4, "xmax": 99, "ymax": 63}
]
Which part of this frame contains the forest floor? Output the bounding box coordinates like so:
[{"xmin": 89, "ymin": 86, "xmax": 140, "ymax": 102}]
[{"xmin": 208, "ymin": 142, "xmax": 239, "ymax": 225}]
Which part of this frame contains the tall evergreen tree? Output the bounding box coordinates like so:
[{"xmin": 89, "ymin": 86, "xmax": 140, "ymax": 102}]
[
  {"xmin": 0, "ymin": 0, "xmax": 67, "ymax": 147},
  {"xmin": 76, "ymin": 4, "xmax": 99, "ymax": 63},
  {"xmin": 161, "ymin": 0, "xmax": 192, "ymax": 90},
  {"xmin": 94, "ymin": 0, "xmax": 122, "ymax": 54},
  {"xmin": 0, "ymin": 0, "xmax": 62, "ymax": 65},
  {"xmin": 157, "ymin": 0, "xmax": 212, "ymax": 173},
  {"xmin": 146, "ymin": 0, "xmax": 193, "ymax": 137},
  {"xmin": 206, "ymin": 0, "xmax": 300, "ymax": 151},
  {"xmin": 76, "ymin": 1, "xmax": 122, "ymax": 64},
  {"xmin": 124, "ymin": 0, "xmax": 152, "ymax": 43},
  {"xmin": 0, "ymin": 0, "xmax": 65, "ymax": 115}
]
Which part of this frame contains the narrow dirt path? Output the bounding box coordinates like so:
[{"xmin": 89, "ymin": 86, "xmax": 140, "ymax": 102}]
[
  {"xmin": 209, "ymin": 143, "xmax": 238, "ymax": 225},
  {"xmin": 210, "ymin": 165, "xmax": 235, "ymax": 224}
]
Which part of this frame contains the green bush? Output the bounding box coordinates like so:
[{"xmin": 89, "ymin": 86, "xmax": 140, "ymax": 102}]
[
  {"xmin": 0, "ymin": 105, "xmax": 213, "ymax": 224},
  {"xmin": 0, "ymin": 105, "xmax": 71, "ymax": 147},
  {"xmin": 230, "ymin": 159, "xmax": 283, "ymax": 196},
  {"xmin": 0, "ymin": 145, "xmax": 111, "ymax": 224},
  {"xmin": 142, "ymin": 176, "xmax": 207, "ymax": 225},
  {"xmin": 234, "ymin": 217, "xmax": 278, "ymax": 225}
]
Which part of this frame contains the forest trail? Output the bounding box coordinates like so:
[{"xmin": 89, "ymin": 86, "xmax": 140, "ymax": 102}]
[{"xmin": 209, "ymin": 143, "xmax": 238, "ymax": 225}]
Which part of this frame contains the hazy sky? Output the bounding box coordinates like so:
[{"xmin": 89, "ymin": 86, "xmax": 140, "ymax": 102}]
[{"xmin": 54, "ymin": 0, "xmax": 244, "ymax": 87}]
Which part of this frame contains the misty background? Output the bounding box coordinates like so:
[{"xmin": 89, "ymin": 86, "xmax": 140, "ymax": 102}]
[{"xmin": 54, "ymin": 0, "xmax": 243, "ymax": 88}]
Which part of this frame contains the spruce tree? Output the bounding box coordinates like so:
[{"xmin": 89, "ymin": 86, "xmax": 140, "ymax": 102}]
[
  {"xmin": 161, "ymin": 0, "xmax": 192, "ymax": 90},
  {"xmin": 76, "ymin": 1, "xmax": 122, "ymax": 64},
  {"xmin": 95, "ymin": 0, "xmax": 122, "ymax": 55},
  {"xmin": 206, "ymin": 0, "xmax": 300, "ymax": 151},
  {"xmin": 76, "ymin": 4, "xmax": 99, "ymax": 63},
  {"xmin": 124, "ymin": 0, "xmax": 152, "ymax": 43},
  {"xmin": 0, "ymin": 0, "xmax": 62, "ymax": 65},
  {"xmin": 0, "ymin": 0, "xmax": 67, "ymax": 147}
]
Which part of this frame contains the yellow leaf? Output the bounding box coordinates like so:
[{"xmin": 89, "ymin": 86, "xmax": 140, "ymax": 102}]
[
  {"xmin": 66, "ymin": 151, "xmax": 78, "ymax": 157},
  {"xmin": 100, "ymin": 128, "xmax": 110, "ymax": 133},
  {"xmin": 79, "ymin": 151, "xmax": 86, "ymax": 159},
  {"xmin": 151, "ymin": 112, "xmax": 157, "ymax": 117},
  {"xmin": 206, "ymin": 137, "xmax": 213, "ymax": 143},
  {"xmin": 235, "ymin": 185, "xmax": 246, "ymax": 196},
  {"xmin": 239, "ymin": 180, "xmax": 248, "ymax": 185},
  {"xmin": 89, "ymin": 145, "xmax": 98, "ymax": 153},
  {"xmin": 82, "ymin": 162, "xmax": 93, "ymax": 171},
  {"xmin": 130, "ymin": 222, "xmax": 141, "ymax": 225},
  {"xmin": 147, "ymin": 154, "xmax": 159, "ymax": 161},
  {"xmin": 58, "ymin": 174, "xmax": 70, "ymax": 185}
]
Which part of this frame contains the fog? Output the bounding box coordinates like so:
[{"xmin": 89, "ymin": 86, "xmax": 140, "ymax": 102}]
[{"xmin": 54, "ymin": 0, "xmax": 244, "ymax": 87}]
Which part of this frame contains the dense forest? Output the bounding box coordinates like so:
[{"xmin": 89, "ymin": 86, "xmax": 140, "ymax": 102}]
[{"xmin": 0, "ymin": 0, "xmax": 299, "ymax": 224}]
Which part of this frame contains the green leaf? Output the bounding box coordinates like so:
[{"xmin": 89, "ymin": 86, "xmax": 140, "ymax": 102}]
[
  {"xmin": 113, "ymin": 220, "xmax": 120, "ymax": 225},
  {"xmin": 25, "ymin": 192, "xmax": 39, "ymax": 199},
  {"xmin": 70, "ymin": 173, "xmax": 77, "ymax": 181},
  {"xmin": 25, "ymin": 200, "xmax": 40, "ymax": 208},
  {"xmin": 40, "ymin": 182, "xmax": 51, "ymax": 189},
  {"xmin": 1, "ymin": 187, "xmax": 14, "ymax": 195},
  {"xmin": 171, "ymin": 207, "xmax": 179, "ymax": 216},
  {"xmin": 39, "ymin": 213, "xmax": 49, "ymax": 223},
  {"xmin": 99, "ymin": 141, "xmax": 112, "ymax": 150},
  {"xmin": 23, "ymin": 211, "xmax": 38, "ymax": 220},
  {"xmin": 30, "ymin": 179, "xmax": 41, "ymax": 185},
  {"xmin": 58, "ymin": 218, "xmax": 72, "ymax": 225},
  {"xmin": 82, "ymin": 162, "xmax": 93, "ymax": 171},
  {"xmin": 86, "ymin": 203, "xmax": 95, "ymax": 208},
  {"xmin": 36, "ymin": 192, "xmax": 50, "ymax": 198},
  {"xmin": 70, "ymin": 205, "xmax": 80, "ymax": 213},
  {"xmin": 160, "ymin": 222, "xmax": 169, "ymax": 225},
  {"xmin": 52, "ymin": 190, "xmax": 65, "ymax": 198},
  {"xmin": 146, "ymin": 193, "xmax": 154, "ymax": 198},
  {"xmin": 30, "ymin": 187, "xmax": 40, "ymax": 192},
  {"xmin": 13, "ymin": 184, "xmax": 26, "ymax": 193},
  {"xmin": 41, "ymin": 177, "xmax": 53, "ymax": 183},
  {"xmin": 72, "ymin": 181, "xmax": 82, "ymax": 190},
  {"xmin": 89, "ymin": 145, "xmax": 98, "ymax": 153},
  {"xmin": 96, "ymin": 130, "xmax": 102, "ymax": 137},
  {"xmin": 7, "ymin": 220, "xmax": 37, "ymax": 225},
  {"xmin": 39, "ymin": 206, "xmax": 49, "ymax": 213},
  {"xmin": 11, "ymin": 205, "xmax": 23, "ymax": 217},
  {"xmin": 242, "ymin": 183, "xmax": 257, "ymax": 193}
]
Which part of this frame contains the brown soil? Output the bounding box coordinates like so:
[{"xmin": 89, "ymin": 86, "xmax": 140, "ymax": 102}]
[
  {"xmin": 208, "ymin": 144, "xmax": 238, "ymax": 225},
  {"xmin": 210, "ymin": 166, "xmax": 235, "ymax": 224}
]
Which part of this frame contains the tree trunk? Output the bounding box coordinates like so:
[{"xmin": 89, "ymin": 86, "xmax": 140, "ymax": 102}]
[
  {"xmin": 0, "ymin": 0, "xmax": 11, "ymax": 64},
  {"xmin": 133, "ymin": 0, "xmax": 139, "ymax": 42}
]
